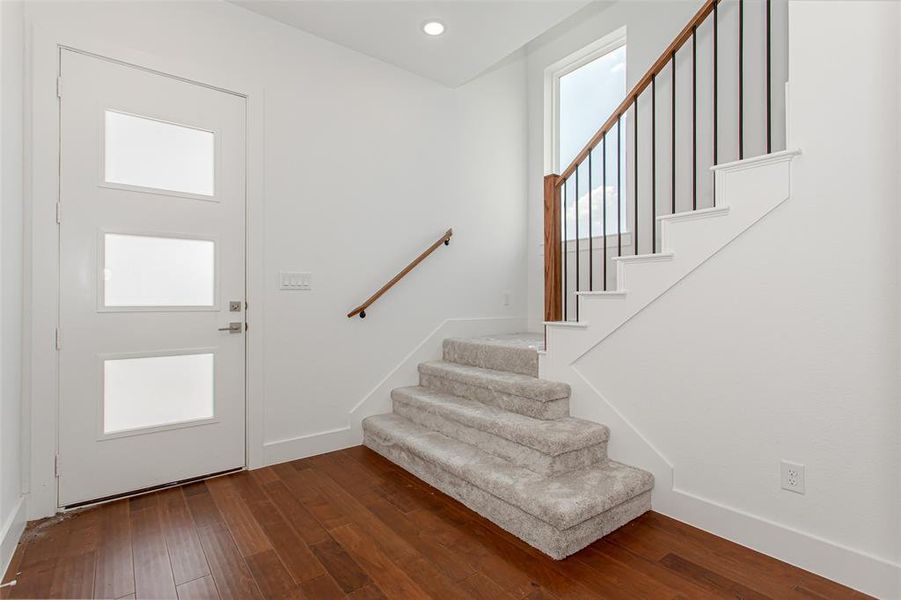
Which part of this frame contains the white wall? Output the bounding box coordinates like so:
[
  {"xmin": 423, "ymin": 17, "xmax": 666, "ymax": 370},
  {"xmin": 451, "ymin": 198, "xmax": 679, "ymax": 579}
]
[
  {"xmin": 0, "ymin": 0, "xmax": 27, "ymax": 573},
  {"xmin": 565, "ymin": 1, "xmax": 899, "ymax": 595},
  {"xmin": 525, "ymin": 0, "xmax": 788, "ymax": 328},
  {"xmin": 23, "ymin": 1, "xmax": 528, "ymax": 515}
]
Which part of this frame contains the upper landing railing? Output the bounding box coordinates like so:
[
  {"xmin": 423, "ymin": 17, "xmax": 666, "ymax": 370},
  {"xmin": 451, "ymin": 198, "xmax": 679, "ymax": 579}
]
[{"xmin": 545, "ymin": 0, "xmax": 780, "ymax": 322}]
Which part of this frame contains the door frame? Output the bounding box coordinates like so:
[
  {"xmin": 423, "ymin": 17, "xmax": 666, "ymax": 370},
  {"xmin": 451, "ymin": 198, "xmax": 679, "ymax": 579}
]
[{"xmin": 26, "ymin": 25, "xmax": 266, "ymax": 519}]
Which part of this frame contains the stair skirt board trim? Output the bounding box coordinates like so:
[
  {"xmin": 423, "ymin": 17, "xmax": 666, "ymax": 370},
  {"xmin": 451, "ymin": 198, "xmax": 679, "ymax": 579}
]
[
  {"xmin": 569, "ymin": 193, "xmax": 792, "ymax": 367},
  {"xmin": 263, "ymin": 317, "xmax": 531, "ymax": 466},
  {"xmin": 349, "ymin": 317, "xmax": 530, "ymax": 417},
  {"xmin": 364, "ymin": 431, "xmax": 652, "ymax": 560},
  {"xmin": 542, "ymin": 150, "xmax": 800, "ymax": 369}
]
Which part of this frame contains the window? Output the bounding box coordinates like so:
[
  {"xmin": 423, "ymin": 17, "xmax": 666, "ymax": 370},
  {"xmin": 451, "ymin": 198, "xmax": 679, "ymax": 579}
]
[
  {"xmin": 549, "ymin": 31, "xmax": 628, "ymax": 239},
  {"xmin": 558, "ymin": 45, "xmax": 627, "ymax": 171}
]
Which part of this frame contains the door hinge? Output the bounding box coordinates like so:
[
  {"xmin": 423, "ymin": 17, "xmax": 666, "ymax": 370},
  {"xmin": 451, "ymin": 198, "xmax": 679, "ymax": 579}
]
[
  {"xmin": 56, "ymin": 76, "xmax": 63, "ymax": 99},
  {"xmin": 55, "ymin": 202, "xmax": 61, "ymax": 224},
  {"xmin": 54, "ymin": 454, "xmax": 61, "ymax": 478},
  {"xmin": 55, "ymin": 328, "xmax": 61, "ymax": 351}
]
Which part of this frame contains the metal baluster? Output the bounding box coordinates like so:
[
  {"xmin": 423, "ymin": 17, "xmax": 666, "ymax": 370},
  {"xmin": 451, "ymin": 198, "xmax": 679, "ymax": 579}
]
[
  {"xmin": 574, "ymin": 165, "xmax": 580, "ymax": 321},
  {"xmin": 739, "ymin": 0, "xmax": 744, "ymax": 159},
  {"xmin": 633, "ymin": 96, "xmax": 639, "ymax": 254},
  {"xmin": 671, "ymin": 51, "xmax": 676, "ymax": 214},
  {"xmin": 766, "ymin": 0, "xmax": 772, "ymax": 153},
  {"xmin": 602, "ymin": 136, "xmax": 607, "ymax": 291},
  {"xmin": 652, "ymin": 74, "xmax": 657, "ymax": 252},
  {"xmin": 588, "ymin": 151, "xmax": 593, "ymax": 291},
  {"xmin": 692, "ymin": 25, "xmax": 697, "ymax": 210},
  {"xmin": 617, "ymin": 115, "xmax": 622, "ymax": 258},
  {"xmin": 713, "ymin": 0, "xmax": 718, "ymax": 204}
]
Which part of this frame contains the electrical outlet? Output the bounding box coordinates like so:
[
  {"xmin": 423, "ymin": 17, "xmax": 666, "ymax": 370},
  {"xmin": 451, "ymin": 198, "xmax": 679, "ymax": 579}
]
[
  {"xmin": 503, "ymin": 291, "xmax": 511, "ymax": 306},
  {"xmin": 781, "ymin": 461, "xmax": 805, "ymax": 494}
]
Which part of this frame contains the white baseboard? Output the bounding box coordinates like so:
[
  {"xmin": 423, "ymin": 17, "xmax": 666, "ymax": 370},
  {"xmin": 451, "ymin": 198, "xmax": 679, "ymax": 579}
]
[
  {"xmin": 262, "ymin": 426, "xmax": 358, "ymax": 466},
  {"xmin": 567, "ymin": 332, "xmax": 897, "ymax": 598},
  {"xmin": 260, "ymin": 316, "xmax": 528, "ymax": 468},
  {"xmin": 0, "ymin": 496, "xmax": 27, "ymax": 582},
  {"xmin": 656, "ymin": 487, "xmax": 900, "ymax": 599}
]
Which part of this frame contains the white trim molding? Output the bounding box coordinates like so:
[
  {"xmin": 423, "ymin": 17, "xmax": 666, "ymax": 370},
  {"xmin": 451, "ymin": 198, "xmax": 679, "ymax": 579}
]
[
  {"xmin": 0, "ymin": 497, "xmax": 27, "ymax": 582},
  {"xmin": 663, "ymin": 488, "xmax": 901, "ymax": 599},
  {"xmin": 261, "ymin": 316, "xmax": 528, "ymax": 467}
]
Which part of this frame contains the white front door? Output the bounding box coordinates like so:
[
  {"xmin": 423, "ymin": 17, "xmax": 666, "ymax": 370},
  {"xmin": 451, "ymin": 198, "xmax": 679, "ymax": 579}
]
[{"xmin": 57, "ymin": 50, "xmax": 247, "ymax": 507}]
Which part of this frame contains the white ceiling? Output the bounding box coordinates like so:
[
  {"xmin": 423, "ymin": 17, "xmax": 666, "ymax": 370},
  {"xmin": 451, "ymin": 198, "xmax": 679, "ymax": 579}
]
[{"xmin": 231, "ymin": 1, "xmax": 592, "ymax": 87}]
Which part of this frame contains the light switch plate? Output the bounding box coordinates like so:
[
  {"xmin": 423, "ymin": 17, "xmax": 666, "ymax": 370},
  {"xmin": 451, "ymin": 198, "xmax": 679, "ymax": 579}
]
[{"xmin": 280, "ymin": 271, "xmax": 312, "ymax": 290}]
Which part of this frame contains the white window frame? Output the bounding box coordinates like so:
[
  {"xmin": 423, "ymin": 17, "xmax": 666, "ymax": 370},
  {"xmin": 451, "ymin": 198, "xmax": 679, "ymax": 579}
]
[
  {"xmin": 544, "ymin": 26, "xmax": 629, "ymax": 243},
  {"xmin": 544, "ymin": 26, "xmax": 627, "ymax": 175}
]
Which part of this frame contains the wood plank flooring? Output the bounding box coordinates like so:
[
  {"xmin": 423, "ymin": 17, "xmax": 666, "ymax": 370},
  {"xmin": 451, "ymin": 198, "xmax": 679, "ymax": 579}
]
[{"xmin": 1, "ymin": 446, "xmax": 870, "ymax": 599}]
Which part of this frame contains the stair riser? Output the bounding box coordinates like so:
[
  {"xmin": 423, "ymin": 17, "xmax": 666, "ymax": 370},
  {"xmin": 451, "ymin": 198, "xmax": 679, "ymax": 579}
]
[
  {"xmin": 393, "ymin": 397, "xmax": 606, "ymax": 476},
  {"xmin": 443, "ymin": 339, "xmax": 539, "ymax": 377},
  {"xmin": 364, "ymin": 431, "xmax": 651, "ymax": 560},
  {"xmin": 420, "ymin": 372, "xmax": 569, "ymax": 420}
]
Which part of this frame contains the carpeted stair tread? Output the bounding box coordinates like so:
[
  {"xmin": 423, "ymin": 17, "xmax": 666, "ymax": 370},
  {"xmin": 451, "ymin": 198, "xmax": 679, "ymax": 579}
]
[
  {"xmin": 418, "ymin": 360, "xmax": 570, "ymax": 419},
  {"xmin": 392, "ymin": 385, "xmax": 607, "ymax": 456},
  {"xmin": 419, "ymin": 360, "xmax": 569, "ymax": 402},
  {"xmin": 363, "ymin": 413, "xmax": 653, "ymax": 531},
  {"xmin": 443, "ymin": 334, "xmax": 543, "ymax": 377}
]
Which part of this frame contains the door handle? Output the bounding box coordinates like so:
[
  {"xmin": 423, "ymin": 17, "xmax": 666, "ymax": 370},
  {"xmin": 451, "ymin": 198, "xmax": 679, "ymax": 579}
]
[{"xmin": 218, "ymin": 322, "xmax": 243, "ymax": 333}]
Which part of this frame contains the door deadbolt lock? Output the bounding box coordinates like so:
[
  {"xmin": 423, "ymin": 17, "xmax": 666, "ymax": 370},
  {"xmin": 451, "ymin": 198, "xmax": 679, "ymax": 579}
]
[
  {"xmin": 218, "ymin": 322, "xmax": 243, "ymax": 333},
  {"xmin": 229, "ymin": 301, "xmax": 242, "ymax": 312}
]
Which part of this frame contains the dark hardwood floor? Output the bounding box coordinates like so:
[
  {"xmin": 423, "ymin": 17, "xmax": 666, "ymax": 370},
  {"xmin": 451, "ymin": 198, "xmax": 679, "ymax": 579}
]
[{"xmin": 2, "ymin": 446, "xmax": 869, "ymax": 599}]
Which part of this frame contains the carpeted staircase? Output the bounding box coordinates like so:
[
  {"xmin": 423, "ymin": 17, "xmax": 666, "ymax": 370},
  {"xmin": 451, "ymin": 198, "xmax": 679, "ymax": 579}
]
[{"xmin": 362, "ymin": 333, "xmax": 653, "ymax": 559}]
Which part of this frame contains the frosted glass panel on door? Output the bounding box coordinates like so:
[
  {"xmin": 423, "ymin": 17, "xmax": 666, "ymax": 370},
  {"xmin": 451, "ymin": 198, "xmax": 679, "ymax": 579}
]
[
  {"xmin": 104, "ymin": 233, "xmax": 215, "ymax": 307},
  {"xmin": 104, "ymin": 353, "xmax": 214, "ymax": 434},
  {"xmin": 104, "ymin": 110, "xmax": 215, "ymax": 196}
]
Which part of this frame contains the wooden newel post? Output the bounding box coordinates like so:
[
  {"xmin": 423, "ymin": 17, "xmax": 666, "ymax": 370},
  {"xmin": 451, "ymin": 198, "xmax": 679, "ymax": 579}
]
[{"xmin": 544, "ymin": 174, "xmax": 563, "ymax": 322}]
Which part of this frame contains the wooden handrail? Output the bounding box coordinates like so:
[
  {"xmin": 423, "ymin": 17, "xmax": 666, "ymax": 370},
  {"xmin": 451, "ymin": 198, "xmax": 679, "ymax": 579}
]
[
  {"xmin": 557, "ymin": 0, "xmax": 718, "ymax": 182},
  {"xmin": 545, "ymin": 0, "xmax": 732, "ymax": 323},
  {"xmin": 347, "ymin": 228, "xmax": 453, "ymax": 319}
]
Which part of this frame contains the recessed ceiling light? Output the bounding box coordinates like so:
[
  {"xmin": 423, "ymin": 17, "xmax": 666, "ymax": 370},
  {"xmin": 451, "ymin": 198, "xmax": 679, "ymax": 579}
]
[{"xmin": 423, "ymin": 21, "xmax": 445, "ymax": 36}]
